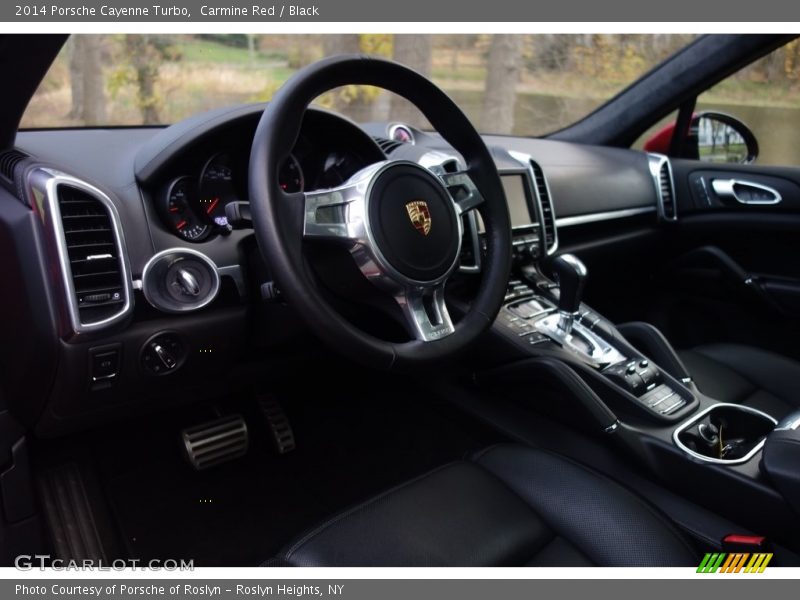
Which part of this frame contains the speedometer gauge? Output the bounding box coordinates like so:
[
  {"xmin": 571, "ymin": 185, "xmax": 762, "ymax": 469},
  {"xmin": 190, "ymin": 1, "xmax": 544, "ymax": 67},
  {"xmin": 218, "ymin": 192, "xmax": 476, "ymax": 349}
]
[{"xmin": 164, "ymin": 177, "xmax": 209, "ymax": 242}]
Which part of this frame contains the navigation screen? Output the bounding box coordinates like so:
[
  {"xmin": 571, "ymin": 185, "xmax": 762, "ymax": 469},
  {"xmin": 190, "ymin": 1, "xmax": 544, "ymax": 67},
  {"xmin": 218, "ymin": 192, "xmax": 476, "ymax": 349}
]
[
  {"xmin": 502, "ymin": 174, "xmax": 534, "ymax": 227},
  {"xmin": 475, "ymin": 174, "xmax": 534, "ymax": 232}
]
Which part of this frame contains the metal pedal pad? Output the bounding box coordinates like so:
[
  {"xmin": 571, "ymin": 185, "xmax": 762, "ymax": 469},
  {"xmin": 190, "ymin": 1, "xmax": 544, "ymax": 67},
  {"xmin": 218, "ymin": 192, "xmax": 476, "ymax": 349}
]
[
  {"xmin": 258, "ymin": 396, "xmax": 296, "ymax": 454},
  {"xmin": 182, "ymin": 414, "xmax": 249, "ymax": 470}
]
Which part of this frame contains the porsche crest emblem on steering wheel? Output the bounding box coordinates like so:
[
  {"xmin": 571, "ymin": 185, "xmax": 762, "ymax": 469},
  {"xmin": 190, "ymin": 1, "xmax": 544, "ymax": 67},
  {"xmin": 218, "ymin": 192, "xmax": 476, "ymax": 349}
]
[{"xmin": 405, "ymin": 200, "xmax": 432, "ymax": 236}]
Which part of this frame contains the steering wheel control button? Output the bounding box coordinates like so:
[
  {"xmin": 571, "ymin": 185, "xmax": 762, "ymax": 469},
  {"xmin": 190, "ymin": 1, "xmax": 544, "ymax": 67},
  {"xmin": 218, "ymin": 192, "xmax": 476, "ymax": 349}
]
[
  {"xmin": 367, "ymin": 163, "xmax": 460, "ymax": 283},
  {"xmin": 141, "ymin": 332, "xmax": 185, "ymax": 376},
  {"xmin": 142, "ymin": 248, "xmax": 221, "ymax": 313}
]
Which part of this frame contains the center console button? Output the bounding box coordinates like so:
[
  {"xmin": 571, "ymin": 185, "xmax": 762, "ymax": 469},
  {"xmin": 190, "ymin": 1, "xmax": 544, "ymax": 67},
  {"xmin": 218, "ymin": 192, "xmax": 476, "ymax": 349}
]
[
  {"xmin": 515, "ymin": 322, "xmax": 535, "ymax": 335},
  {"xmin": 639, "ymin": 367, "xmax": 657, "ymax": 387},
  {"xmin": 624, "ymin": 372, "xmax": 645, "ymax": 394},
  {"xmin": 526, "ymin": 332, "xmax": 548, "ymax": 345}
]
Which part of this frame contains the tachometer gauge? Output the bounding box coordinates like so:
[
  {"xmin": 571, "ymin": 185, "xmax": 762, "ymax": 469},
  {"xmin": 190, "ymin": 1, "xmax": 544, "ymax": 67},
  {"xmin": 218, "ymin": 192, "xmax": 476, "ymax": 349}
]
[{"xmin": 164, "ymin": 177, "xmax": 210, "ymax": 242}]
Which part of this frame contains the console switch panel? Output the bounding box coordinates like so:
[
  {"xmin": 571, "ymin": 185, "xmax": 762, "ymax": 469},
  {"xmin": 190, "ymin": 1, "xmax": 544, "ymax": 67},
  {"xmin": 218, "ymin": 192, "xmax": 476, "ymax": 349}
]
[
  {"xmin": 604, "ymin": 358, "xmax": 686, "ymax": 415},
  {"xmin": 604, "ymin": 359, "xmax": 662, "ymax": 396}
]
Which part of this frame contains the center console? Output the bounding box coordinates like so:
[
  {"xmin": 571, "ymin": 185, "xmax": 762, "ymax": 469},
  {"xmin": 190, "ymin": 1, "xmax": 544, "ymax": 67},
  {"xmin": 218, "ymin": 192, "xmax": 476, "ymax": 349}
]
[
  {"xmin": 462, "ymin": 151, "xmax": 798, "ymax": 546},
  {"xmin": 497, "ymin": 255, "xmax": 692, "ymax": 420}
]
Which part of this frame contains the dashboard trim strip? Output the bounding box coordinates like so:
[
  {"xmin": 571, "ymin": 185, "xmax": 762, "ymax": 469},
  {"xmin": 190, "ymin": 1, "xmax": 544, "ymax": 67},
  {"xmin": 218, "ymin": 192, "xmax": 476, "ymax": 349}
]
[{"xmin": 555, "ymin": 206, "xmax": 657, "ymax": 228}]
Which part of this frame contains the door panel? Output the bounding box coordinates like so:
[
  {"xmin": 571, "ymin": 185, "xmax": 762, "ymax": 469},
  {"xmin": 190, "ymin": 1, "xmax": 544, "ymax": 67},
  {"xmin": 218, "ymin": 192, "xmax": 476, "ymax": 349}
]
[{"xmin": 656, "ymin": 159, "xmax": 800, "ymax": 359}]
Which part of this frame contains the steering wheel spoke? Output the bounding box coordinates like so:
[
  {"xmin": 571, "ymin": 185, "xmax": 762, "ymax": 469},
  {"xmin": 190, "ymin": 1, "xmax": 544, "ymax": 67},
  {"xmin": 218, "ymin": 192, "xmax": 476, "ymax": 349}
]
[
  {"xmin": 395, "ymin": 284, "xmax": 455, "ymax": 342},
  {"xmin": 303, "ymin": 162, "xmax": 386, "ymax": 243},
  {"xmin": 440, "ymin": 171, "xmax": 485, "ymax": 215}
]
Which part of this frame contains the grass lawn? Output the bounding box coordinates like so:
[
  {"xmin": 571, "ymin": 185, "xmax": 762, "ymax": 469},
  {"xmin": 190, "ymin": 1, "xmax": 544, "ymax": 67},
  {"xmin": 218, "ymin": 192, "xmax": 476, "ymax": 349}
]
[{"xmin": 174, "ymin": 38, "xmax": 283, "ymax": 69}]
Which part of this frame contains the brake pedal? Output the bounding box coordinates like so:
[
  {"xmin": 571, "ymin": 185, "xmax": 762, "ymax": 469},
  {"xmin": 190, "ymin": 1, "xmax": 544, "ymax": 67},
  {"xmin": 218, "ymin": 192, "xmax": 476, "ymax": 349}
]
[
  {"xmin": 182, "ymin": 414, "xmax": 249, "ymax": 470},
  {"xmin": 258, "ymin": 396, "xmax": 296, "ymax": 454}
]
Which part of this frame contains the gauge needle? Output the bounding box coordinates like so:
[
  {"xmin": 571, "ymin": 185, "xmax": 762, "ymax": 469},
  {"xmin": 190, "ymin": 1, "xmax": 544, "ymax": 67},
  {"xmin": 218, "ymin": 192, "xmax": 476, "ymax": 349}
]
[
  {"xmin": 206, "ymin": 197, "xmax": 219, "ymax": 215},
  {"xmin": 176, "ymin": 220, "xmax": 187, "ymax": 230}
]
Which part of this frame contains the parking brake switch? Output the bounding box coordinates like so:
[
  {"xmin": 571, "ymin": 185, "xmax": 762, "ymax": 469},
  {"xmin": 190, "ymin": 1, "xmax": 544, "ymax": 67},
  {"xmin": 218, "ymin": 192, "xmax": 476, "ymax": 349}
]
[{"xmin": 89, "ymin": 344, "xmax": 122, "ymax": 390}]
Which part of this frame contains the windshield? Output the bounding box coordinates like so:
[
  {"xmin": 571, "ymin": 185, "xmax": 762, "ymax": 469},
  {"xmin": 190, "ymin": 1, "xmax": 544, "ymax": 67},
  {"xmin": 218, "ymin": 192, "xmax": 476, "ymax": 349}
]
[{"xmin": 22, "ymin": 34, "xmax": 697, "ymax": 135}]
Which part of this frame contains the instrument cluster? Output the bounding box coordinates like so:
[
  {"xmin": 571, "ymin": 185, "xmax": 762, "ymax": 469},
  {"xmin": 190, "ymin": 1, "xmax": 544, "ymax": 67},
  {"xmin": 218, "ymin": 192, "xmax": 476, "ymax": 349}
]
[{"xmin": 155, "ymin": 113, "xmax": 380, "ymax": 243}]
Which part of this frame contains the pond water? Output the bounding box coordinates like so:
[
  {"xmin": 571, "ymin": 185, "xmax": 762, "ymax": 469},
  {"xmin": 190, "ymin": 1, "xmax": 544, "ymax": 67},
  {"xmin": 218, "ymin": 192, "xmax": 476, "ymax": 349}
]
[{"xmin": 447, "ymin": 89, "xmax": 800, "ymax": 167}]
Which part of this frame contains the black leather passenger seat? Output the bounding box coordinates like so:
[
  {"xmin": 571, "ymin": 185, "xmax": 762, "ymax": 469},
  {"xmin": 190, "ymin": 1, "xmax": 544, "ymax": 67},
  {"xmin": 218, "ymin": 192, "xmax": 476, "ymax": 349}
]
[
  {"xmin": 679, "ymin": 343, "xmax": 800, "ymax": 419},
  {"xmin": 270, "ymin": 445, "xmax": 698, "ymax": 567}
]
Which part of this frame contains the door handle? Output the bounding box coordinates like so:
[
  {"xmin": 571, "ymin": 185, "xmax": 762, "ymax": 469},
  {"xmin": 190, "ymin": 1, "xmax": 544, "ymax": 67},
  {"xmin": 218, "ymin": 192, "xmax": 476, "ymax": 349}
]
[{"xmin": 711, "ymin": 178, "xmax": 782, "ymax": 205}]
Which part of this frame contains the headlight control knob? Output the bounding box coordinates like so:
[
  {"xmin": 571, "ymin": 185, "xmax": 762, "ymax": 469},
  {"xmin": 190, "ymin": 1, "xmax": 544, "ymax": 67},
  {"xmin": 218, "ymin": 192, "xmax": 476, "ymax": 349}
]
[{"xmin": 141, "ymin": 331, "xmax": 185, "ymax": 376}]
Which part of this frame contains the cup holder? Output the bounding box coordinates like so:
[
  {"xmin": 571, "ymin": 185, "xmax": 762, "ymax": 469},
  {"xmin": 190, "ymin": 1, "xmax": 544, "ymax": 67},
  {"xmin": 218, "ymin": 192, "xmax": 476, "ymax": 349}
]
[{"xmin": 674, "ymin": 403, "xmax": 777, "ymax": 464}]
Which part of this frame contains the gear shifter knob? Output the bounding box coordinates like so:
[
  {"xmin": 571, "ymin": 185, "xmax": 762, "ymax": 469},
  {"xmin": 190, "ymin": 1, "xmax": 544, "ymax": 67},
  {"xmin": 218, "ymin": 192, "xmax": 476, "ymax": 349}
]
[{"xmin": 550, "ymin": 254, "xmax": 587, "ymax": 333}]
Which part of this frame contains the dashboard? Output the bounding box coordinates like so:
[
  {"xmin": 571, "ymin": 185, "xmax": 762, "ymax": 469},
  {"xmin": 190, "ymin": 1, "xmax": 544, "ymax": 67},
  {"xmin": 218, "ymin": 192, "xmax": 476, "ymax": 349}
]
[{"xmin": 6, "ymin": 104, "xmax": 668, "ymax": 436}]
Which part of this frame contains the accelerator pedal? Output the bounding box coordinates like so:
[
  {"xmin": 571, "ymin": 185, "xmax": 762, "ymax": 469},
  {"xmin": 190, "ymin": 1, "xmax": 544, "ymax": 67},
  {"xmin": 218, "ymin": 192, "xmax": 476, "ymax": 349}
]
[
  {"xmin": 258, "ymin": 396, "xmax": 296, "ymax": 454},
  {"xmin": 182, "ymin": 414, "xmax": 248, "ymax": 470}
]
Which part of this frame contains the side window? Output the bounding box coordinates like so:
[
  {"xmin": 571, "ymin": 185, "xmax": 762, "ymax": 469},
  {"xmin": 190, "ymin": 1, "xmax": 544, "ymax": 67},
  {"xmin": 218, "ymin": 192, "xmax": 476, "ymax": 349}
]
[
  {"xmin": 636, "ymin": 40, "xmax": 800, "ymax": 166},
  {"xmin": 696, "ymin": 40, "xmax": 800, "ymax": 166}
]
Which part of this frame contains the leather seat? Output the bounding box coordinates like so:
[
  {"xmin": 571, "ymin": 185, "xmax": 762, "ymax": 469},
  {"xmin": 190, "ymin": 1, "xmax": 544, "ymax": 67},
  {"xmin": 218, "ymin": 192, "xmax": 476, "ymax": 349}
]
[
  {"xmin": 271, "ymin": 445, "xmax": 697, "ymax": 567},
  {"xmin": 679, "ymin": 343, "xmax": 800, "ymax": 419}
]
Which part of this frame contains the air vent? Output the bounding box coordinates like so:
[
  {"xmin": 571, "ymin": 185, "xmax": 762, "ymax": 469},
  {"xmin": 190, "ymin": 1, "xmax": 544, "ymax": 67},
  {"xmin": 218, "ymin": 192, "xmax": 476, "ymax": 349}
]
[
  {"xmin": 529, "ymin": 160, "xmax": 558, "ymax": 254},
  {"xmin": 57, "ymin": 184, "xmax": 128, "ymax": 326},
  {"xmin": 372, "ymin": 136, "xmax": 402, "ymax": 155},
  {"xmin": 659, "ymin": 160, "xmax": 676, "ymax": 220},
  {"xmin": 648, "ymin": 154, "xmax": 677, "ymax": 221},
  {"xmin": 0, "ymin": 149, "xmax": 28, "ymax": 181}
]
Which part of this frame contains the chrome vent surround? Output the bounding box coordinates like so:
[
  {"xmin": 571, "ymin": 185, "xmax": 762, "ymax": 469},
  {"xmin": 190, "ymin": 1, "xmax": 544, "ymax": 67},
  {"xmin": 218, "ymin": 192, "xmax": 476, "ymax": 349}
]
[
  {"xmin": 509, "ymin": 151, "xmax": 559, "ymax": 255},
  {"xmin": 529, "ymin": 160, "xmax": 558, "ymax": 254},
  {"xmin": 28, "ymin": 168, "xmax": 133, "ymax": 334},
  {"xmin": 0, "ymin": 149, "xmax": 29, "ymax": 182},
  {"xmin": 648, "ymin": 153, "xmax": 677, "ymax": 221}
]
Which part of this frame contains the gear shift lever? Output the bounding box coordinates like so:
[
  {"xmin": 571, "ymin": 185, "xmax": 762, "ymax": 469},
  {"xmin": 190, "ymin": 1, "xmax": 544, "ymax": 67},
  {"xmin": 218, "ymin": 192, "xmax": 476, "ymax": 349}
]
[
  {"xmin": 533, "ymin": 252, "xmax": 623, "ymax": 367},
  {"xmin": 550, "ymin": 253, "xmax": 587, "ymax": 334}
]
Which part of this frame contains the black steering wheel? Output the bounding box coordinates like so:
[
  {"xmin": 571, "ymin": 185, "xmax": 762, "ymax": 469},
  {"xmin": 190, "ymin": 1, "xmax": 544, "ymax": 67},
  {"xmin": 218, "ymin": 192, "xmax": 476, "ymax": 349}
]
[{"xmin": 249, "ymin": 55, "xmax": 512, "ymax": 368}]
